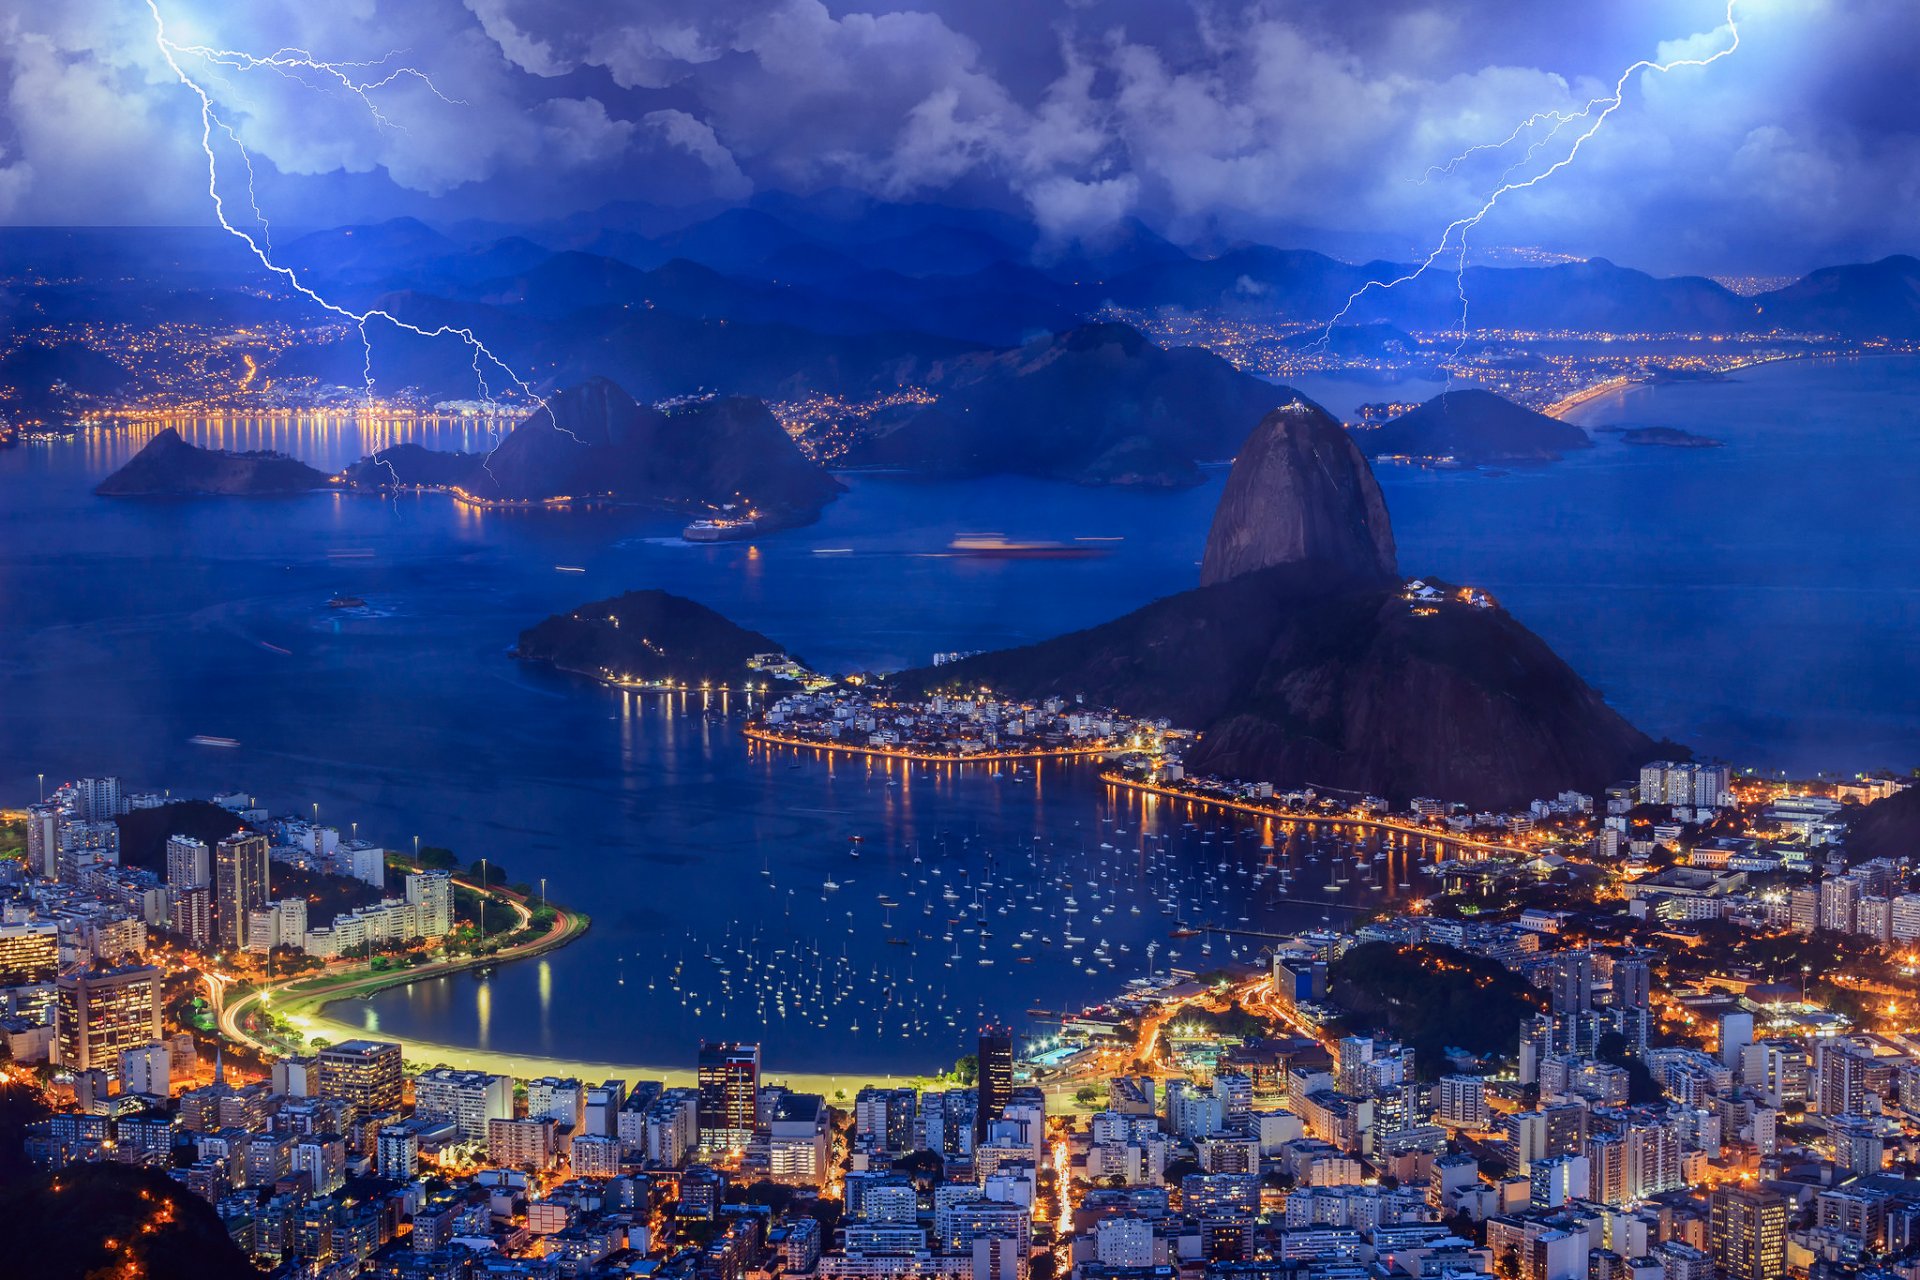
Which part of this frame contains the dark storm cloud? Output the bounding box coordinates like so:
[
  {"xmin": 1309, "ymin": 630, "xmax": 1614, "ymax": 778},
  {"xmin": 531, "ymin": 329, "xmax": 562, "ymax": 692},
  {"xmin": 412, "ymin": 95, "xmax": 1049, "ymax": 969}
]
[{"xmin": 2, "ymin": 0, "xmax": 1915, "ymax": 271}]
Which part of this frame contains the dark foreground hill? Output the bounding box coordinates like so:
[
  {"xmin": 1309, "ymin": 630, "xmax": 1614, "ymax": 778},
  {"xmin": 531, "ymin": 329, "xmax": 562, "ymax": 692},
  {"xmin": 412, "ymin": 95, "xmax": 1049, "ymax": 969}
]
[
  {"xmin": 0, "ymin": 1163, "xmax": 261, "ymax": 1280},
  {"xmin": 515, "ymin": 589, "xmax": 800, "ymax": 690},
  {"xmin": 96, "ymin": 428, "xmax": 329, "ymax": 496}
]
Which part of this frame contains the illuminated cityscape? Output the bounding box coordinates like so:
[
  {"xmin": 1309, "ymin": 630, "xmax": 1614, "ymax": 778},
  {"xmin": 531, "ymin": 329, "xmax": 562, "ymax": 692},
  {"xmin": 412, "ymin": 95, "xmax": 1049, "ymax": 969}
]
[{"xmin": 5, "ymin": 0, "xmax": 1920, "ymax": 1278}]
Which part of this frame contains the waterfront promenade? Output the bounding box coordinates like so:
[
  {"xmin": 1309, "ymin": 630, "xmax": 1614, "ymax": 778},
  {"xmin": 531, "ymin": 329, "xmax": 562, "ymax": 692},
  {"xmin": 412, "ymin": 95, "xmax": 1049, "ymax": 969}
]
[
  {"xmin": 1100, "ymin": 771, "xmax": 1522, "ymax": 859},
  {"xmin": 744, "ymin": 724, "xmax": 1116, "ymax": 765}
]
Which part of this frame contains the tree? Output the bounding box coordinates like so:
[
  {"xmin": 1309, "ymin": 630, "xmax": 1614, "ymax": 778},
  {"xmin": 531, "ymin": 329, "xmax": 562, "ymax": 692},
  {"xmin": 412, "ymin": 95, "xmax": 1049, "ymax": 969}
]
[
  {"xmin": 416, "ymin": 845, "xmax": 459, "ymax": 871},
  {"xmin": 893, "ymin": 1150, "xmax": 946, "ymax": 1186},
  {"xmin": 1163, "ymin": 1157, "xmax": 1202, "ymax": 1186},
  {"xmin": 951, "ymin": 1053, "xmax": 978, "ymax": 1085}
]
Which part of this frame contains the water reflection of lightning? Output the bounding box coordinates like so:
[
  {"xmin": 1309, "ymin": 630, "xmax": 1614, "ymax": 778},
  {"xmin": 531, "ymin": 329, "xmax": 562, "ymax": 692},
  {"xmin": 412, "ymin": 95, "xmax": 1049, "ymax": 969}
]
[
  {"xmin": 144, "ymin": 0, "xmax": 569, "ymax": 475},
  {"xmin": 1323, "ymin": 1, "xmax": 1742, "ymax": 350}
]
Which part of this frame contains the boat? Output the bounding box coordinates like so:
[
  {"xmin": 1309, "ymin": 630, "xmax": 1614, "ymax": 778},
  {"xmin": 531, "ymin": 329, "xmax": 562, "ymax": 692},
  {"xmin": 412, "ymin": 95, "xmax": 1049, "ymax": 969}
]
[
  {"xmin": 683, "ymin": 516, "xmax": 760, "ymax": 543},
  {"xmin": 946, "ymin": 534, "xmax": 1107, "ymax": 560},
  {"xmin": 188, "ymin": 734, "xmax": 240, "ymax": 748},
  {"xmin": 327, "ymin": 595, "xmax": 366, "ymax": 609}
]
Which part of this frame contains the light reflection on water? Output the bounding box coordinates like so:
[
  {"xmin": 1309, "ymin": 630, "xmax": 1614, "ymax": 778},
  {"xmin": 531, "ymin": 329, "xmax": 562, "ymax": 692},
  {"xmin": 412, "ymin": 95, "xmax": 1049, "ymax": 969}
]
[{"xmin": 6, "ymin": 356, "xmax": 1920, "ymax": 1069}]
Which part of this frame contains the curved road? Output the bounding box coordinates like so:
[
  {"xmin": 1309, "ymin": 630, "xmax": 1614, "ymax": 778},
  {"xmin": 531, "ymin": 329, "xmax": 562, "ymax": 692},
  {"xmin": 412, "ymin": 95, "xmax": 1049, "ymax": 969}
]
[{"xmin": 207, "ymin": 880, "xmax": 585, "ymax": 1060}]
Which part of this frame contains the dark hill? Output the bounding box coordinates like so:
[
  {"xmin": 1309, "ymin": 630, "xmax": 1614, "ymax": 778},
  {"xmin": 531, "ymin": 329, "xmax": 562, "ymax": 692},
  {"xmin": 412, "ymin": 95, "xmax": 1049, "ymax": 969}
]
[
  {"xmin": 0, "ymin": 1162, "xmax": 261, "ymax": 1280},
  {"xmin": 845, "ymin": 321, "xmax": 1292, "ymax": 486},
  {"xmin": 114, "ymin": 800, "xmax": 253, "ymax": 874},
  {"xmin": 1844, "ymin": 783, "xmax": 1920, "ymax": 859},
  {"xmin": 1360, "ymin": 389, "xmax": 1591, "ymax": 464},
  {"xmin": 348, "ymin": 380, "xmax": 843, "ymax": 527},
  {"xmin": 96, "ymin": 429, "xmax": 329, "ymax": 496},
  {"xmin": 515, "ymin": 590, "xmax": 799, "ymax": 689},
  {"xmin": 898, "ymin": 565, "xmax": 1652, "ymax": 808},
  {"xmin": 1201, "ymin": 399, "xmax": 1396, "ymax": 588},
  {"xmin": 1756, "ymin": 255, "xmax": 1920, "ymax": 338}
]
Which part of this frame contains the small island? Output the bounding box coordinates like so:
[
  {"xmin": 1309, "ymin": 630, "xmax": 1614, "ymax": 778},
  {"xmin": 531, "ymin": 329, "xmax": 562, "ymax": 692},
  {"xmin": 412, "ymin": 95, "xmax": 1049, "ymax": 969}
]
[
  {"xmin": 1618, "ymin": 425, "xmax": 1724, "ymax": 448},
  {"xmin": 1356, "ymin": 388, "xmax": 1592, "ymax": 466},
  {"xmin": 345, "ymin": 378, "xmax": 843, "ymax": 530},
  {"xmin": 514, "ymin": 589, "xmax": 807, "ymax": 691},
  {"xmin": 95, "ymin": 428, "xmax": 331, "ymax": 496}
]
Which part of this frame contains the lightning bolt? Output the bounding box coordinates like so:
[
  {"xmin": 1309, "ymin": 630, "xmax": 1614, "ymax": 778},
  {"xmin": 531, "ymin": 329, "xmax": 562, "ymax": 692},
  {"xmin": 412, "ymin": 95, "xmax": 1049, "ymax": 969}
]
[
  {"xmin": 1320, "ymin": 1, "xmax": 1742, "ymax": 351},
  {"xmin": 1413, "ymin": 103, "xmax": 1603, "ymax": 186},
  {"xmin": 144, "ymin": 0, "xmax": 577, "ymax": 485}
]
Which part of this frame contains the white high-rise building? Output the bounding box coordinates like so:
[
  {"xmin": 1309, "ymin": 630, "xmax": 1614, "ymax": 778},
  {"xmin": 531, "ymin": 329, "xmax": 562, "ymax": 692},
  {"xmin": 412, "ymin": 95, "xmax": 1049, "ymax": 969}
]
[
  {"xmin": 405, "ymin": 871, "xmax": 454, "ymax": 937},
  {"xmin": 25, "ymin": 805, "xmax": 59, "ymax": 880},
  {"xmin": 119, "ymin": 1041, "xmax": 171, "ymax": 1096},
  {"xmin": 74, "ymin": 777, "xmax": 124, "ymax": 822},
  {"xmin": 165, "ymin": 836, "xmax": 210, "ymax": 889},
  {"xmin": 413, "ymin": 1067, "xmax": 514, "ymax": 1143}
]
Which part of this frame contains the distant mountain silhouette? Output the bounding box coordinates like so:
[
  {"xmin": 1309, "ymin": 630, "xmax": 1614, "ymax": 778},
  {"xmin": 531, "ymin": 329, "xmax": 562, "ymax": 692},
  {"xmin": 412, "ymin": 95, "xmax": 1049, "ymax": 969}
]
[
  {"xmin": 846, "ymin": 321, "xmax": 1293, "ymax": 486},
  {"xmin": 1755, "ymin": 255, "xmax": 1920, "ymax": 338}
]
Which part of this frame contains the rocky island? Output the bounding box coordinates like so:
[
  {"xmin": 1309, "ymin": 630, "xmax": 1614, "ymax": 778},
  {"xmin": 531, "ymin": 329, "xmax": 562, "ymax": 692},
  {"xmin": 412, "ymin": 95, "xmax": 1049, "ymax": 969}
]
[
  {"xmin": 1358, "ymin": 388, "xmax": 1592, "ymax": 465},
  {"xmin": 514, "ymin": 589, "xmax": 803, "ymax": 690},
  {"xmin": 899, "ymin": 398, "xmax": 1655, "ymax": 808},
  {"xmin": 95, "ymin": 428, "xmax": 331, "ymax": 496},
  {"xmin": 1617, "ymin": 425, "xmax": 1724, "ymax": 448},
  {"xmin": 348, "ymin": 379, "xmax": 843, "ymax": 530}
]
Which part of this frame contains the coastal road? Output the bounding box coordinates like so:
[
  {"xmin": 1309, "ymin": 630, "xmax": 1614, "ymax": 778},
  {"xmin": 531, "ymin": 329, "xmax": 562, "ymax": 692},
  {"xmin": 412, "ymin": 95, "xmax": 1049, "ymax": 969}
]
[{"xmin": 207, "ymin": 877, "xmax": 585, "ymax": 1061}]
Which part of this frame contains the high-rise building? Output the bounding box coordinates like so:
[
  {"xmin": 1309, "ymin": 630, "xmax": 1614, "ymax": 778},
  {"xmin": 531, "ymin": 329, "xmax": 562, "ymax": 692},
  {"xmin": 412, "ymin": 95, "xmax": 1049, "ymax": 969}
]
[
  {"xmin": 404, "ymin": 871, "xmax": 454, "ymax": 937},
  {"xmin": 1434, "ymin": 1075, "xmax": 1490, "ymax": 1130},
  {"xmin": 1814, "ymin": 1040, "xmax": 1871, "ymax": 1116},
  {"xmin": 977, "ymin": 1029, "xmax": 1014, "ymax": 1140},
  {"xmin": 171, "ymin": 885, "xmax": 214, "ymax": 951},
  {"xmin": 119, "ymin": 1041, "xmax": 172, "ymax": 1096},
  {"xmin": 1611, "ymin": 955, "xmax": 1653, "ymax": 1054},
  {"xmin": 413, "ymin": 1067, "xmax": 514, "ymax": 1143},
  {"xmin": 1694, "ymin": 764, "xmax": 1732, "ymax": 809},
  {"xmin": 0, "ymin": 918, "xmax": 59, "ymax": 988},
  {"xmin": 166, "ymin": 836, "xmax": 210, "ymax": 889},
  {"xmin": 1820, "ymin": 874, "xmax": 1863, "ymax": 934},
  {"xmin": 74, "ymin": 777, "xmax": 124, "ymax": 822},
  {"xmin": 314, "ymin": 1039, "xmax": 404, "ymax": 1122},
  {"xmin": 856, "ymin": 1086, "xmax": 919, "ymax": 1153},
  {"xmin": 55, "ymin": 965, "xmax": 163, "ymax": 1078},
  {"xmin": 697, "ymin": 1041, "xmax": 761, "ymax": 1145},
  {"xmin": 214, "ymin": 833, "xmax": 270, "ymax": 953},
  {"xmin": 768, "ymin": 1092, "xmax": 831, "ymax": 1187},
  {"xmin": 25, "ymin": 805, "xmax": 59, "ymax": 880},
  {"xmin": 1710, "ymin": 1186, "xmax": 1788, "ymax": 1280}
]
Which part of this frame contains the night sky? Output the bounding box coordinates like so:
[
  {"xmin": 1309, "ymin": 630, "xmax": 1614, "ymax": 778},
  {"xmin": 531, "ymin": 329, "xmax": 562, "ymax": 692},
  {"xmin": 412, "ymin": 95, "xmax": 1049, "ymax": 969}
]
[{"xmin": 2, "ymin": 0, "xmax": 1915, "ymax": 273}]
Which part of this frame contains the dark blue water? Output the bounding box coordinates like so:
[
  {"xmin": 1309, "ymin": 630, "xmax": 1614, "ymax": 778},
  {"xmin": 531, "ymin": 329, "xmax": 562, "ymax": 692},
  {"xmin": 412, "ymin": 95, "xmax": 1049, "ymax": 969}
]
[{"xmin": 1, "ymin": 356, "xmax": 1914, "ymax": 1071}]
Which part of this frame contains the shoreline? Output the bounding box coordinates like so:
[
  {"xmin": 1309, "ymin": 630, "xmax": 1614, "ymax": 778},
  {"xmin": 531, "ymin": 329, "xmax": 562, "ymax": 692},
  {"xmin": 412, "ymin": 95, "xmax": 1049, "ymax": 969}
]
[
  {"xmin": 743, "ymin": 725, "xmax": 1116, "ymax": 765},
  {"xmin": 1099, "ymin": 771, "xmax": 1520, "ymax": 859},
  {"xmin": 1543, "ymin": 348, "xmax": 1894, "ymax": 420}
]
